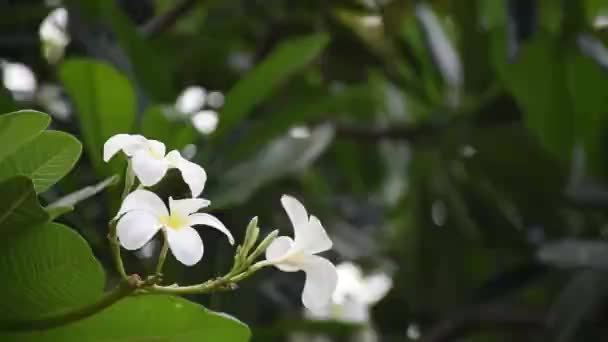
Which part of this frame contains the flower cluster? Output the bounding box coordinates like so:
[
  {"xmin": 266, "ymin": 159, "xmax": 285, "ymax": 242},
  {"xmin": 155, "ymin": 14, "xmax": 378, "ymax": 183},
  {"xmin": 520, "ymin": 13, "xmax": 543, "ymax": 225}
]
[{"xmin": 103, "ymin": 134, "xmax": 338, "ymax": 309}]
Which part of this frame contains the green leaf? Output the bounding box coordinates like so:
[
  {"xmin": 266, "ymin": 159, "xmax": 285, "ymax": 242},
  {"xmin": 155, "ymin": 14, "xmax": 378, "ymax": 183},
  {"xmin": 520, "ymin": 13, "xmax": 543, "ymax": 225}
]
[
  {"xmin": 0, "ymin": 131, "xmax": 82, "ymax": 192},
  {"xmin": 0, "ymin": 222, "xmax": 105, "ymax": 324},
  {"xmin": 59, "ymin": 58, "xmax": 136, "ymax": 173},
  {"xmin": 216, "ymin": 33, "xmax": 330, "ymax": 138},
  {"xmin": 141, "ymin": 106, "xmax": 196, "ymax": 150},
  {"xmin": 0, "ymin": 110, "xmax": 50, "ymax": 162},
  {"xmin": 2, "ymin": 295, "xmax": 250, "ymax": 341},
  {"xmin": 492, "ymin": 33, "xmax": 574, "ymax": 157},
  {"xmin": 0, "ymin": 176, "xmax": 49, "ymax": 237},
  {"xmin": 566, "ymin": 51, "xmax": 608, "ymax": 174}
]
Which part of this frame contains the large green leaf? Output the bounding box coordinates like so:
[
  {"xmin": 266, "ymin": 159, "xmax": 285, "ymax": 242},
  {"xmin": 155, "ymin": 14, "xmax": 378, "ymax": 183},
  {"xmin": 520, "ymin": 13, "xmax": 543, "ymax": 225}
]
[
  {"xmin": 0, "ymin": 110, "xmax": 50, "ymax": 162},
  {"xmin": 216, "ymin": 33, "xmax": 330, "ymax": 139},
  {"xmin": 2, "ymin": 295, "xmax": 250, "ymax": 341},
  {"xmin": 59, "ymin": 59, "xmax": 136, "ymax": 172},
  {"xmin": 0, "ymin": 176, "xmax": 49, "ymax": 237},
  {"xmin": 0, "ymin": 222, "xmax": 104, "ymax": 324},
  {"xmin": 0, "ymin": 131, "xmax": 82, "ymax": 192}
]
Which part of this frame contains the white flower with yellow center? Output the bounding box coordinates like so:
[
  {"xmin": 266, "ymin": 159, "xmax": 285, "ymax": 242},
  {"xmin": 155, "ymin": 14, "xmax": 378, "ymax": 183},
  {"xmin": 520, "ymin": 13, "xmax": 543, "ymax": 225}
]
[
  {"xmin": 103, "ymin": 134, "xmax": 207, "ymax": 197},
  {"xmin": 265, "ymin": 195, "xmax": 337, "ymax": 310},
  {"xmin": 116, "ymin": 189, "xmax": 234, "ymax": 266}
]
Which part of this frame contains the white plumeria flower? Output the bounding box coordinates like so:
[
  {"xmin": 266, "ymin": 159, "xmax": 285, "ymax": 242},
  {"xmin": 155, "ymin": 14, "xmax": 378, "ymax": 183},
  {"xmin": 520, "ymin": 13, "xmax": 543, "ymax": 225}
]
[
  {"xmin": 306, "ymin": 262, "xmax": 392, "ymax": 323},
  {"xmin": 265, "ymin": 195, "xmax": 338, "ymax": 310},
  {"xmin": 104, "ymin": 134, "xmax": 207, "ymax": 197},
  {"xmin": 116, "ymin": 190, "xmax": 234, "ymax": 266}
]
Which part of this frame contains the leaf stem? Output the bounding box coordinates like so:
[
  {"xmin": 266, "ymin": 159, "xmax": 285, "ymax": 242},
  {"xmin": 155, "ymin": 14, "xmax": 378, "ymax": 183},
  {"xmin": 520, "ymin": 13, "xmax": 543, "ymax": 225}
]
[
  {"xmin": 108, "ymin": 221, "xmax": 127, "ymax": 279},
  {"xmin": 0, "ymin": 275, "xmax": 141, "ymax": 331},
  {"xmin": 155, "ymin": 231, "xmax": 169, "ymax": 276}
]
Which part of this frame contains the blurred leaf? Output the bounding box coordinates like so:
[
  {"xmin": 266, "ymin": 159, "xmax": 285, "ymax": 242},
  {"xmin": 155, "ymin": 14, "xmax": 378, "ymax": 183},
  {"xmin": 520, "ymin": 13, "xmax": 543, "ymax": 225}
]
[
  {"xmin": 506, "ymin": 0, "xmax": 539, "ymax": 59},
  {"xmin": 0, "ymin": 177, "xmax": 49, "ymax": 238},
  {"xmin": 547, "ymin": 270, "xmax": 608, "ymax": 342},
  {"xmin": 253, "ymin": 319, "xmax": 359, "ymax": 341},
  {"xmin": 0, "ymin": 131, "xmax": 82, "ymax": 193},
  {"xmin": 46, "ymin": 175, "xmax": 119, "ymax": 212},
  {"xmin": 216, "ymin": 33, "xmax": 330, "ymax": 139},
  {"xmin": 46, "ymin": 205, "xmax": 74, "ymax": 220},
  {"xmin": 566, "ymin": 48, "xmax": 608, "ymax": 173},
  {"xmin": 415, "ymin": 2, "xmax": 463, "ymax": 104},
  {"xmin": 538, "ymin": 239, "xmax": 608, "ymax": 270},
  {"xmin": 228, "ymin": 84, "xmax": 371, "ymax": 160},
  {"xmin": 0, "ymin": 222, "xmax": 104, "ymax": 324},
  {"xmin": 492, "ymin": 34, "xmax": 574, "ymax": 157},
  {"xmin": 59, "ymin": 58, "xmax": 136, "ymax": 173},
  {"xmin": 211, "ymin": 124, "xmax": 334, "ymax": 208},
  {"xmin": 0, "ymin": 110, "xmax": 50, "ymax": 162},
  {"xmin": 69, "ymin": 0, "xmax": 174, "ymax": 101},
  {"xmin": 141, "ymin": 106, "xmax": 196, "ymax": 150},
  {"xmin": 2, "ymin": 295, "xmax": 250, "ymax": 341}
]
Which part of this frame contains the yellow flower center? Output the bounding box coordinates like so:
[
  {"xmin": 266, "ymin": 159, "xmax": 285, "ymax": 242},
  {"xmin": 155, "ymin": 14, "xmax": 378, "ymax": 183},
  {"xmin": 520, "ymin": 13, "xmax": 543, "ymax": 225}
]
[{"xmin": 159, "ymin": 213, "xmax": 188, "ymax": 230}]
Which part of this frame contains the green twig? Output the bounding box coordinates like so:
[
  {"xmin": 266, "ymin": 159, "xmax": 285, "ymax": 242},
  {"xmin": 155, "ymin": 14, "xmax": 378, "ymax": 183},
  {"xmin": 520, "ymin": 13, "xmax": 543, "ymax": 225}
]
[{"xmin": 146, "ymin": 260, "xmax": 272, "ymax": 295}]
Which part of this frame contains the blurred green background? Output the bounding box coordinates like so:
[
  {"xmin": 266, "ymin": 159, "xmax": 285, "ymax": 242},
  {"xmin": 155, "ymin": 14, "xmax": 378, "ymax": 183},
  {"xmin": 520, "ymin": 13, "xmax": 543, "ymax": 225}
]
[{"xmin": 3, "ymin": 0, "xmax": 608, "ymax": 341}]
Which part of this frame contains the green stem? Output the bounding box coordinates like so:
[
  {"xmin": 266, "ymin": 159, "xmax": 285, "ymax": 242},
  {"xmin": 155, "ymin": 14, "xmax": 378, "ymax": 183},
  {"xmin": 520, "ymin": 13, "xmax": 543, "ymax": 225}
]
[
  {"xmin": 108, "ymin": 222, "xmax": 127, "ymax": 279},
  {"xmin": 0, "ymin": 276, "xmax": 140, "ymax": 331},
  {"xmin": 146, "ymin": 260, "xmax": 272, "ymax": 295},
  {"xmin": 155, "ymin": 231, "xmax": 169, "ymax": 276}
]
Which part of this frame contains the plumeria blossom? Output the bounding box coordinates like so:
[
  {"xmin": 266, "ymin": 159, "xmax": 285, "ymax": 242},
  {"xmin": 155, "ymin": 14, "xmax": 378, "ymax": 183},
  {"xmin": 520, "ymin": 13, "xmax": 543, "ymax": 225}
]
[
  {"xmin": 306, "ymin": 262, "xmax": 392, "ymax": 323},
  {"xmin": 265, "ymin": 195, "xmax": 338, "ymax": 310},
  {"xmin": 116, "ymin": 190, "xmax": 234, "ymax": 266},
  {"xmin": 104, "ymin": 134, "xmax": 207, "ymax": 197}
]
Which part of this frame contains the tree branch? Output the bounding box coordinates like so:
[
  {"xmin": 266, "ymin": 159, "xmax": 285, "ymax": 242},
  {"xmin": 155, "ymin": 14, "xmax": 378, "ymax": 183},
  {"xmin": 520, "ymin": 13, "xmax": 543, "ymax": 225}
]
[
  {"xmin": 0, "ymin": 275, "xmax": 142, "ymax": 331},
  {"xmin": 420, "ymin": 305, "xmax": 546, "ymax": 342},
  {"xmin": 140, "ymin": 0, "xmax": 199, "ymax": 38}
]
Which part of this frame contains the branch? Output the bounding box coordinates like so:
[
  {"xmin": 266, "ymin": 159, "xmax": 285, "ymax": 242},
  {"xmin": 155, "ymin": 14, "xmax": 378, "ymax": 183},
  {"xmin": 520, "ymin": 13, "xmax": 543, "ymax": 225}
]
[
  {"xmin": 420, "ymin": 305, "xmax": 546, "ymax": 342},
  {"xmin": 140, "ymin": 0, "xmax": 199, "ymax": 37},
  {"xmin": 0, "ymin": 275, "xmax": 141, "ymax": 331}
]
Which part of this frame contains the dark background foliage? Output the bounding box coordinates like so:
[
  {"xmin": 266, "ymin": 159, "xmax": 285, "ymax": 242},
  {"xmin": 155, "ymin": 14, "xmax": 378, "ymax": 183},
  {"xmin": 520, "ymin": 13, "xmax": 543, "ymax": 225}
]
[{"xmin": 3, "ymin": 0, "xmax": 608, "ymax": 341}]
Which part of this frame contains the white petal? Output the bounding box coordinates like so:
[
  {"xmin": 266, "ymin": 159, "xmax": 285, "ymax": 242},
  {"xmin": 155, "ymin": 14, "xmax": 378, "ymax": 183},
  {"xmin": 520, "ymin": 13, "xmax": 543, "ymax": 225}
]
[
  {"xmin": 293, "ymin": 215, "xmax": 332, "ymax": 254},
  {"xmin": 188, "ymin": 213, "xmax": 234, "ymax": 245},
  {"xmin": 360, "ymin": 272, "xmax": 393, "ymax": 304},
  {"xmin": 281, "ymin": 194, "xmax": 309, "ymax": 235},
  {"xmin": 169, "ymin": 197, "xmax": 210, "ymax": 217},
  {"xmin": 166, "ymin": 227, "xmax": 204, "ymax": 266},
  {"xmin": 117, "ymin": 189, "xmax": 168, "ymax": 218},
  {"xmin": 146, "ymin": 139, "xmax": 166, "ymax": 158},
  {"xmin": 116, "ymin": 210, "xmax": 161, "ymax": 250},
  {"xmin": 131, "ymin": 150, "xmax": 169, "ymax": 186},
  {"xmin": 265, "ymin": 236, "xmax": 299, "ymax": 272},
  {"xmin": 103, "ymin": 134, "xmax": 146, "ymax": 162},
  {"xmin": 300, "ymin": 255, "xmax": 338, "ymax": 310},
  {"xmin": 166, "ymin": 150, "xmax": 207, "ymax": 197}
]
